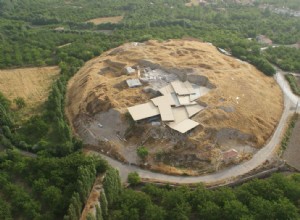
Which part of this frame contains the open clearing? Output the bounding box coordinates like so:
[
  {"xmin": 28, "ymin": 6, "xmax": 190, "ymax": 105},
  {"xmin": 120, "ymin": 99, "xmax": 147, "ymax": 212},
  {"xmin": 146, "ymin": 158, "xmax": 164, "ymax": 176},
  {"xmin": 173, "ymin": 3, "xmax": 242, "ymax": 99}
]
[
  {"xmin": 185, "ymin": 0, "xmax": 200, "ymax": 7},
  {"xmin": 66, "ymin": 39, "xmax": 283, "ymax": 175},
  {"xmin": 0, "ymin": 66, "xmax": 60, "ymax": 119},
  {"xmin": 283, "ymin": 116, "xmax": 300, "ymax": 170},
  {"xmin": 87, "ymin": 16, "xmax": 123, "ymax": 25}
]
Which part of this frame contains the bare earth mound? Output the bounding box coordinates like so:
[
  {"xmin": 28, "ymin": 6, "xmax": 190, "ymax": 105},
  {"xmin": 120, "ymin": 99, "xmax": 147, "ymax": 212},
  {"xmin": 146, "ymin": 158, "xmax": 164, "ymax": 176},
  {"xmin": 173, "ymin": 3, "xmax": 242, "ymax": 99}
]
[
  {"xmin": 66, "ymin": 39, "xmax": 283, "ymax": 175},
  {"xmin": 0, "ymin": 66, "xmax": 60, "ymax": 119}
]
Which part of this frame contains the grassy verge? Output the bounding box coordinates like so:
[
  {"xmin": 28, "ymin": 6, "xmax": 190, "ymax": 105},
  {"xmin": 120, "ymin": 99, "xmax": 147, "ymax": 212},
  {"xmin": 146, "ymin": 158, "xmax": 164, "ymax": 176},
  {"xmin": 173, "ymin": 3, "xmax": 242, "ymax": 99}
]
[
  {"xmin": 281, "ymin": 114, "xmax": 299, "ymax": 151},
  {"xmin": 285, "ymin": 74, "xmax": 300, "ymax": 96}
]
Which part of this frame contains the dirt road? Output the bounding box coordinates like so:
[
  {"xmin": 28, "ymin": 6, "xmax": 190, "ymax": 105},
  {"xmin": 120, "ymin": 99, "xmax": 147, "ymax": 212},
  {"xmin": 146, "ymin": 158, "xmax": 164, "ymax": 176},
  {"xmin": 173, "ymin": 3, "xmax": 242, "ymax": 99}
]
[{"xmin": 88, "ymin": 69, "xmax": 298, "ymax": 184}]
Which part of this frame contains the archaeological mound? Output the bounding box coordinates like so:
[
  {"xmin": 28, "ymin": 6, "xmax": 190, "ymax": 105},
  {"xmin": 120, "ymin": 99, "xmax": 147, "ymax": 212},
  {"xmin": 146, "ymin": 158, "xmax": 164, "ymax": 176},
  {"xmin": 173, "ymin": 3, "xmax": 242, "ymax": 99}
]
[{"xmin": 66, "ymin": 39, "xmax": 283, "ymax": 175}]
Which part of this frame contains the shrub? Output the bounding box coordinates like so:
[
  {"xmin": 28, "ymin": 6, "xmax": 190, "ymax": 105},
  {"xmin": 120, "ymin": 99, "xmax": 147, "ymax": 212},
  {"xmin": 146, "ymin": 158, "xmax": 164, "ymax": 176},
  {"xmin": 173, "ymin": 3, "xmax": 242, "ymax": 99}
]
[
  {"xmin": 128, "ymin": 172, "xmax": 141, "ymax": 185},
  {"xmin": 137, "ymin": 147, "xmax": 149, "ymax": 160}
]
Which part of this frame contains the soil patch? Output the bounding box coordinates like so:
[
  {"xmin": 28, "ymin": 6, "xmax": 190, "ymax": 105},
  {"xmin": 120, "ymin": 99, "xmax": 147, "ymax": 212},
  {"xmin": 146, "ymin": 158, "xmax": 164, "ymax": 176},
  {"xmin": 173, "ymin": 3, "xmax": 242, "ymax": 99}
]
[
  {"xmin": 283, "ymin": 116, "xmax": 300, "ymax": 170},
  {"xmin": 87, "ymin": 16, "xmax": 123, "ymax": 25},
  {"xmin": 0, "ymin": 66, "xmax": 60, "ymax": 120}
]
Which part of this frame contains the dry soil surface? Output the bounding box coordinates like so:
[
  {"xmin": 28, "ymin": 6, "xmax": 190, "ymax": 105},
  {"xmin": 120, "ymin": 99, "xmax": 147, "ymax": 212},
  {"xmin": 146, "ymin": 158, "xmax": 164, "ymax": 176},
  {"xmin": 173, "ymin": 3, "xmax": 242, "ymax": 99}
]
[
  {"xmin": 66, "ymin": 39, "xmax": 283, "ymax": 174},
  {"xmin": 0, "ymin": 66, "xmax": 60, "ymax": 119}
]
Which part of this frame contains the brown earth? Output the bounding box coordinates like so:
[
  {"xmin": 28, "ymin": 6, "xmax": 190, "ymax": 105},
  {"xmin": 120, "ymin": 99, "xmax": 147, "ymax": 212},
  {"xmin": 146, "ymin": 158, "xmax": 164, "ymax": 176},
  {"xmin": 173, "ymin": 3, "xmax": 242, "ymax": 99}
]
[
  {"xmin": 87, "ymin": 16, "xmax": 123, "ymax": 25},
  {"xmin": 0, "ymin": 66, "xmax": 60, "ymax": 120},
  {"xmin": 66, "ymin": 39, "xmax": 283, "ymax": 174}
]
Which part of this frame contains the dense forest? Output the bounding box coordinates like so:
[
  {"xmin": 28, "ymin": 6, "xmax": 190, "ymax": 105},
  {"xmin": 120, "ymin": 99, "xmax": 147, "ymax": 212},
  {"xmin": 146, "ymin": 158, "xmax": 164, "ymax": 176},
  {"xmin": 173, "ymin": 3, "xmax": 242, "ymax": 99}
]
[
  {"xmin": 102, "ymin": 170, "xmax": 300, "ymax": 220},
  {"xmin": 265, "ymin": 47, "xmax": 300, "ymax": 72},
  {"xmin": 0, "ymin": 0, "xmax": 299, "ymax": 219}
]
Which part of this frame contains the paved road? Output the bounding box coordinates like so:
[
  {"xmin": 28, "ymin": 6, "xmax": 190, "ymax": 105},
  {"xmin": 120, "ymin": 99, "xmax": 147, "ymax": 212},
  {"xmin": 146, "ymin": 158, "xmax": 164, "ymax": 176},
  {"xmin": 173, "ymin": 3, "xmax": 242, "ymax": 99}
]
[
  {"xmin": 275, "ymin": 70, "xmax": 299, "ymax": 109},
  {"xmin": 89, "ymin": 70, "xmax": 298, "ymax": 184}
]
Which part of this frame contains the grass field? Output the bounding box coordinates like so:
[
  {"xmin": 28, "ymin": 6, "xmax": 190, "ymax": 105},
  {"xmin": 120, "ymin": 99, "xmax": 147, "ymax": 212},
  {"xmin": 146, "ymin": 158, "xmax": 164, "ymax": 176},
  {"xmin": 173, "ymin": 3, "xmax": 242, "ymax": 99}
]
[
  {"xmin": 87, "ymin": 16, "xmax": 124, "ymax": 25},
  {"xmin": 0, "ymin": 66, "xmax": 60, "ymax": 120}
]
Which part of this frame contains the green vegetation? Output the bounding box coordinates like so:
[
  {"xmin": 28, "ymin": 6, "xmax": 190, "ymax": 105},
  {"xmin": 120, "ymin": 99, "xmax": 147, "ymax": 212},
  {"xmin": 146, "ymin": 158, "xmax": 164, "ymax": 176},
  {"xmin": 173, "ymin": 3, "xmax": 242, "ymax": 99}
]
[
  {"xmin": 103, "ymin": 168, "xmax": 122, "ymax": 206},
  {"xmin": 265, "ymin": 47, "xmax": 300, "ymax": 72},
  {"xmin": 0, "ymin": 150, "xmax": 108, "ymax": 219},
  {"xmin": 285, "ymin": 74, "xmax": 300, "ymax": 96},
  {"xmin": 0, "ymin": 0, "xmax": 299, "ymax": 218},
  {"xmin": 128, "ymin": 172, "xmax": 141, "ymax": 185},
  {"xmin": 105, "ymin": 173, "xmax": 300, "ymax": 220},
  {"xmin": 281, "ymin": 114, "xmax": 298, "ymax": 151},
  {"xmin": 13, "ymin": 97, "xmax": 26, "ymax": 109},
  {"xmin": 137, "ymin": 147, "xmax": 149, "ymax": 160}
]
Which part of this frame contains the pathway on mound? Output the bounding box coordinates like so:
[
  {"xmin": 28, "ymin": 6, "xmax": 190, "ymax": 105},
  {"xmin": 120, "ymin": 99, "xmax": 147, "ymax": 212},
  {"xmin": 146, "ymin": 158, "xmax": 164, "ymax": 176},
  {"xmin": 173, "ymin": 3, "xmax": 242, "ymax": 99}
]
[{"xmin": 88, "ymin": 69, "xmax": 297, "ymax": 184}]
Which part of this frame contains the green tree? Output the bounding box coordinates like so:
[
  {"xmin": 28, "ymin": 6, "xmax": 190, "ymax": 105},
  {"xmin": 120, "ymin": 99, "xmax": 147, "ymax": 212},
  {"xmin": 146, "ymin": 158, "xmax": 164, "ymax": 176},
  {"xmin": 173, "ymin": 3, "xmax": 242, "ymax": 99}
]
[
  {"xmin": 127, "ymin": 172, "xmax": 141, "ymax": 185},
  {"xmin": 137, "ymin": 147, "xmax": 149, "ymax": 160},
  {"xmin": 197, "ymin": 201, "xmax": 221, "ymax": 220},
  {"xmin": 42, "ymin": 186, "xmax": 62, "ymax": 210},
  {"xmin": 100, "ymin": 191, "xmax": 108, "ymax": 219},
  {"xmin": 144, "ymin": 204, "xmax": 165, "ymax": 220},
  {"xmin": 223, "ymin": 200, "xmax": 250, "ymax": 220},
  {"xmin": 96, "ymin": 204, "xmax": 103, "ymax": 220},
  {"xmin": 103, "ymin": 168, "xmax": 121, "ymax": 206}
]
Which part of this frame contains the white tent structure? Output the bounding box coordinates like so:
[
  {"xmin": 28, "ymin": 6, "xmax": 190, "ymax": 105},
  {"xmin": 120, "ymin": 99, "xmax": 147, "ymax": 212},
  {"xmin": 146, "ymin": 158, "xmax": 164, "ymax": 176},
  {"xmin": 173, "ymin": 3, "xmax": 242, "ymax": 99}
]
[{"xmin": 127, "ymin": 80, "xmax": 205, "ymax": 133}]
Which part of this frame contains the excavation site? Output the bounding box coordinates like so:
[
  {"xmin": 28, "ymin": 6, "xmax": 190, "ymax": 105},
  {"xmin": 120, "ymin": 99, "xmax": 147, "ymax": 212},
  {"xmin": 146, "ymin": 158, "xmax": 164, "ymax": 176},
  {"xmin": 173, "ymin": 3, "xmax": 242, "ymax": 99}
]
[{"xmin": 66, "ymin": 39, "xmax": 283, "ymax": 175}]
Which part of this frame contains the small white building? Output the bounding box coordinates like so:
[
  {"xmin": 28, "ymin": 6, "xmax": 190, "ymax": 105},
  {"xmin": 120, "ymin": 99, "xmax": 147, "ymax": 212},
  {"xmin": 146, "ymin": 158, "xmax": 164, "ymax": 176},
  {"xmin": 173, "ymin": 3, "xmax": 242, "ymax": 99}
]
[
  {"xmin": 126, "ymin": 79, "xmax": 142, "ymax": 88},
  {"xmin": 124, "ymin": 66, "xmax": 136, "ymax": 75}
]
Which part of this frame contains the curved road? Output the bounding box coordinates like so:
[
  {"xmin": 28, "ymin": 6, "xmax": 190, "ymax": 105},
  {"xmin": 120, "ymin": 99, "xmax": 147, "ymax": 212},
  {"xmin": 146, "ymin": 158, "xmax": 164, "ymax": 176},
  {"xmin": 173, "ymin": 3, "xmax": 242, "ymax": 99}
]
[{"xmin": 90, "ymin": 70, "xmax": 299, "ymax": 184}]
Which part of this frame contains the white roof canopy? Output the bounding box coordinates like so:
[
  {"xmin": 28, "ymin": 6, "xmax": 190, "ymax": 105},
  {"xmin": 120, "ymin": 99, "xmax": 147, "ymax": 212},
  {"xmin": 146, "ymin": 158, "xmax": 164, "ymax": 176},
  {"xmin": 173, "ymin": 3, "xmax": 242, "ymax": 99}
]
[
  {"xmin": 171, "ymin": 80, "xmax": 191, "ymax": 95},
  {"xmin": 128, "ymin": 102, "xmax": 160, "ymax": 121},
  {"xmin": 127, "ymin": 79, "xmax": 206, "ymax": 133},
  {"xmin": 168, "ymin": 119, "xmax": 199, "ymax": 133}
]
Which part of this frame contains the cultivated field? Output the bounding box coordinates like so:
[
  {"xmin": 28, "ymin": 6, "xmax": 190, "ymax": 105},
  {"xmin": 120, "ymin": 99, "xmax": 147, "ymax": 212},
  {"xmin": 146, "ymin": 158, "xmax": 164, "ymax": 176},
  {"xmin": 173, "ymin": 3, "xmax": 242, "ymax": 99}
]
[
  {"xmin": 0, "ymin": 66, "xmax": 60, "ymax": 119},
  {"xmin": 87, "ymin": 16, "xmax": 123, "ymax": 25}
]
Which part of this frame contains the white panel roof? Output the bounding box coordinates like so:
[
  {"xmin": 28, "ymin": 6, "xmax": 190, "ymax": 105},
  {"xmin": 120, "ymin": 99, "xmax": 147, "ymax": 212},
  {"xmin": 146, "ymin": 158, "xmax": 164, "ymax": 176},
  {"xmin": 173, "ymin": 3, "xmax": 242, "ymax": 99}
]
[
  {"xmin": 167, "ymin": 107, "xmax": 189, "ymax": 126},
  {"xmin": 168, "ymin": 119, "xmax": 199, "ymax": 133},
  {"xmin": 171, "ymin": 92, "xmax": 181, "ymax": 107},
  {"xmin": 171, "ymin": 80, "xmax": 191, "ymax": 95},
  {"xmin": 127, "ymin": 79, "xmax": 205, "ymax": 132},
  {"xmin": 157, "ymin": 103, "xmax": 174, "ymax": 121},
  {"xmin": 159, "ymin": 84, "xmax": 175, "ymax": 95},
  {"xmin": 128, "ymin": 102, "xmax": 160, "ymax": 121},
  {"xmin": 189, "ymin": 85, "xmax": 201, "ymax": 101},
  {"xmin": 151, "ymin": 93, "xmax": 175, "ymax": 106},
  {"xmin": 177, "ymin": 95, "xmax": 197, "ymax": 106},
  {"xmin": 126, "ymin": 79, "xmax": 142, "ymax": 87},
  {"xmin": 185, "ymin": 105, "xmax": 204, "ymax": 117},
  {"xmin": 151, "ymin": 95, "xmax": 175, "ymax": 121},
  {"xmin": 183, "ymin": 81, "xmax": 196, "ymax": 94}
]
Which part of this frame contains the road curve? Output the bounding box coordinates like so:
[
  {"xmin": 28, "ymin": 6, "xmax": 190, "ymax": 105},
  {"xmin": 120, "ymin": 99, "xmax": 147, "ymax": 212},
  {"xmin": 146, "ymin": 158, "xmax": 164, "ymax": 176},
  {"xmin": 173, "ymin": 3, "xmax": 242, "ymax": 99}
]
[{"xmin": 89, "ymin": 70, "xmax": 297, "ymax": 184}]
